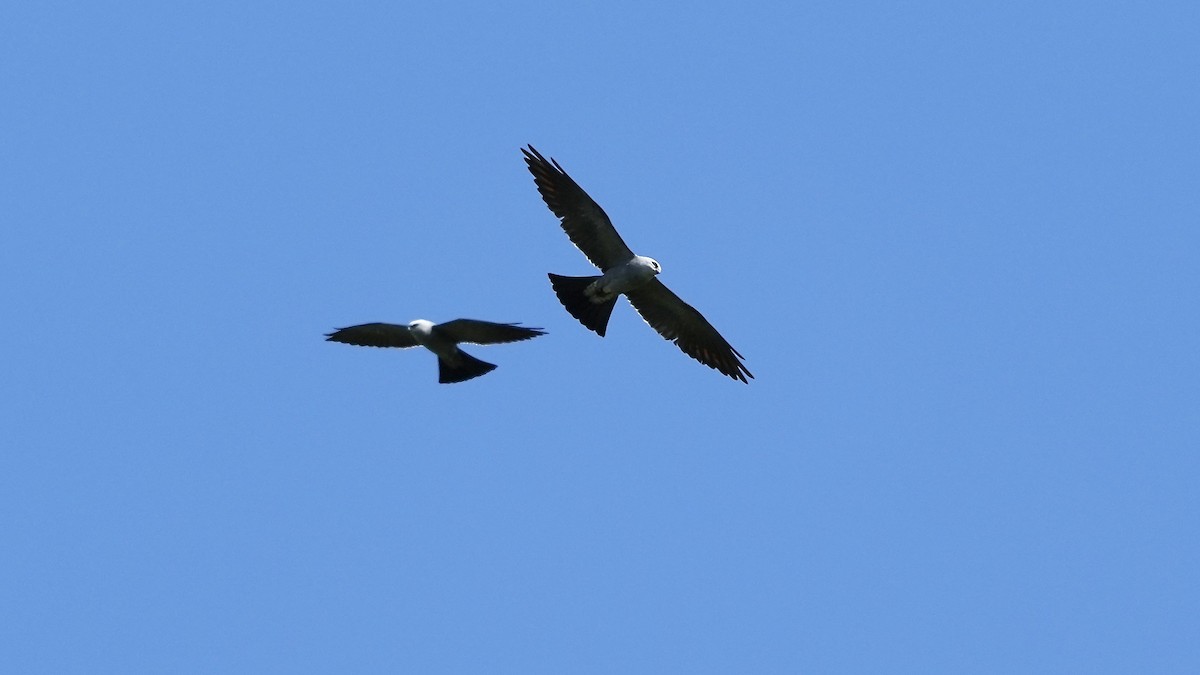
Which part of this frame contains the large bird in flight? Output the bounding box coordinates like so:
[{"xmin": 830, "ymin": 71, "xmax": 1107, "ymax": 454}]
[
  {"xmin": 522, "ymin": 145, "xmax": 752, "ymax": 383},
  {"xmin": 326, "ymin": 319, "xmax": 545, "ymax": 384}
]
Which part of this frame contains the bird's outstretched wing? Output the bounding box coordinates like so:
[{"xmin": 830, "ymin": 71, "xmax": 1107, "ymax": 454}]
[
  {"xmin": 435, "ymin": 319, "xmax": 546, "ymax": 345},
  {"xmin": 325, "ymin": 323, "xmax": 420, "ymax": 348},
  {"xmin": 625, "ymin": 280, "xmax": 753, "ymax": 383},
  {"xmin": 522, "ymin": 145, "xmax": 636, "ymax": 271}
]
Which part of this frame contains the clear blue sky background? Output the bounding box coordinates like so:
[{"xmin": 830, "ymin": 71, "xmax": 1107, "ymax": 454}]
[{"xmin": 3, "ymin": 1, "xmax": 1197, "ymax": 672}]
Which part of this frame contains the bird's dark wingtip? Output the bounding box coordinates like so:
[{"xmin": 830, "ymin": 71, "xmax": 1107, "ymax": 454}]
[
  {"xmin": 521, "ymin": 144, "xmax": 544, "ymax": 163},
  {"xmin": 504, "ymin": 322, "xmax": 548, "ymax": 339},
  {"xmin": 726, "ymin": 359, "xmax": 754, "ymax": 383}
]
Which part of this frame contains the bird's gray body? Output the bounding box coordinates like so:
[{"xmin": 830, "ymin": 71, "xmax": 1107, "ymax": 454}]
[
  {"xmin": 405, "ymin": 319, "xmax": 457, "ymax": 359},
  {"xmin": 585, "ymin": 255, "xmax": 661, "ymax": 302}
]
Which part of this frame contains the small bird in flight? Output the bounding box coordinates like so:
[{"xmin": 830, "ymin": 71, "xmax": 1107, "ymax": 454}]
[
  {"xmin": 325, "ymin": 319, "xmax": 545, "ymax": 384},
  {"xmin": 522, "ymin": 145, "xmax": 753, "ymax": 383}
]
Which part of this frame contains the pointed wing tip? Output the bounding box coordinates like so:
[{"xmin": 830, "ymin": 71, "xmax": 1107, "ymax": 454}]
[
  {"xmin": 711, "ymin": 356, "xmax": 753, "ymax": 383},
  {"xmin": 497, "ymin": 321, "xmax": 548, "ymax": 338},
  {"xmin": 522, "ymin": 145, "xmax": 569, "ymax": 177},
  {"xmin": 516, "ymin": 326, "xmax": 548, "ymax": 340},
  {"xmin": 521, "ymin": 144, "xmax": 546, "ymax": 164},
  {"xmin": 682, "ymin": 338, "xmax": 753, "ymax": 383}
]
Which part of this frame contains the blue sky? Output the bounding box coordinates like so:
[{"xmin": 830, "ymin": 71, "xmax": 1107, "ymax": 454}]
[{"xmin": 2, "ymin": 1, "xmax": 1197, "ymax": 672}]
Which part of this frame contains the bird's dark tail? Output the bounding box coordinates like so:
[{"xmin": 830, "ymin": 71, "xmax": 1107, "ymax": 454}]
[
  {"xmin": 548, "ymin": 273, "xmax": 617, "ymax": 337},
  {"xmin": 438, "ymin": 349, "xmax": 498, "ymax": 384}
]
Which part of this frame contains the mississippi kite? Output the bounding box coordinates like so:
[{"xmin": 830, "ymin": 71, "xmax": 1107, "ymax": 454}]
[
  {"xmin": 325, "ymin": 319, "xmax": 545, "ymax": 384},
  {"xmin": 522, "ymin": 145, "xmax": 753, "ymax": 383}
]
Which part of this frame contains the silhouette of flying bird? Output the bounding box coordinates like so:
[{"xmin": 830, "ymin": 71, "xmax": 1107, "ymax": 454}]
[
  {"xmin": 522, "ymin": 145, "xmax": 752, "ymax": 383},
  {"xmin": 326, "ymin": 319, "xmax": 545, "ymax": 384}
]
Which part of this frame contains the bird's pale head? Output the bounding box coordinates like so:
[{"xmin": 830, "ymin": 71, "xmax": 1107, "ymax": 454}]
[
  {"xmin": 635, "ymin": 256, "xmax": 662, "ymax": 276},
  {"xmin": 407, "ymin": 319, "xmax": 434, "ymax": 337}
]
